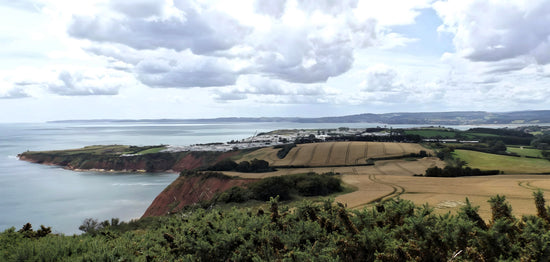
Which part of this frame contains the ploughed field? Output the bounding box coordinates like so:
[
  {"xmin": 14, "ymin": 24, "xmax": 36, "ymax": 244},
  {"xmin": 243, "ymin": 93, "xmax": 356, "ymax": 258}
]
[{"xmin": 231, "ymin": 141, "xmax": 550, "ymax": 221}]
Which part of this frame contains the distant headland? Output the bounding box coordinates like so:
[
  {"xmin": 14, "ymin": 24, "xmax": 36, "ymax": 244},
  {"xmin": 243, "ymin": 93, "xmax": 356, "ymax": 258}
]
[{"xmin": 47, "ymin": 110, "xmax": 550, "ymax": 125}]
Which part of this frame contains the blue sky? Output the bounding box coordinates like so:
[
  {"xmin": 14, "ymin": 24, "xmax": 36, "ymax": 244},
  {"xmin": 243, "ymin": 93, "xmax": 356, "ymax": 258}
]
[{"xmin": 1, "ymin": 0, "xmax": 549, "ymax": 122}]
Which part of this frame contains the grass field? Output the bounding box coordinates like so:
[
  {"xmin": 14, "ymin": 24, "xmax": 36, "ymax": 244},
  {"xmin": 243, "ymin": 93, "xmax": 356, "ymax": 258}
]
[
  {"xmin": 507, "ymin": 146, "xmax": 544, "ymax": 158},
  {"xmin": 134, "ymin": 146, "xmax": 167, "ymax": 155},
  {"xmin": 29, "ymin": 145, "xmax": 131, "ymax": 155},
  {"xmin": 27, "ymin": 145, "xmax": 168, "ymax": 156},
  {"xmin": 404, "ymin": 129, "xmax": 456, "ymax": 138},
  {"xmin": 454, "ymin": 149, "xmax": 550, "ymax": 174}
]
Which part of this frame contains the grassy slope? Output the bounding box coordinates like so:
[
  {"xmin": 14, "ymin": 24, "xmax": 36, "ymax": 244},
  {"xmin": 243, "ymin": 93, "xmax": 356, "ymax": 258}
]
[
  {"xmin": 454, "ymin": 149, "xmax": 550, "ymax": 174},
  {"xmin": 507, "ymin": 146, "xmax": 544, "ymax": 158}
]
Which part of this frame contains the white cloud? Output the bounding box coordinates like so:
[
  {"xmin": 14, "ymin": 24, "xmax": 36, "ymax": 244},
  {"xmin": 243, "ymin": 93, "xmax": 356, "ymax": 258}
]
[
  {"xmin": 68, "ymin": 1, "xmax": 251, "ymax": 55},
  {"xmin": 47, "ymin": 70, "xmax": 124, "ymax": 96},
  {"xmin": 212, "ymin": 75, "xmax": 338, "ymax": 104},
  {"xmin": 357, "ymin": 64, "xmax": 446, "ymax": 105},
  {"xmin": 135, "ymin": 49, "xmax": 241, "ymax": 88},
  {"xmin": 0, "ymin": 80, "xmax": 30, "ymax": 99},
  {"xmin": 434, "ymin": 0, "xmax": 550, "ymax": 66},
  {"xmin": 67, "ymin": 0, "xmax": 418, "ymax": 88}
]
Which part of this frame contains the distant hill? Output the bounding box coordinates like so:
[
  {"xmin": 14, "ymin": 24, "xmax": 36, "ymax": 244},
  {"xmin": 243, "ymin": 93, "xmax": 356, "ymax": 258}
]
[{"xmin": 49, "ymin": 110, "xmax": 550, "ymax": 125}]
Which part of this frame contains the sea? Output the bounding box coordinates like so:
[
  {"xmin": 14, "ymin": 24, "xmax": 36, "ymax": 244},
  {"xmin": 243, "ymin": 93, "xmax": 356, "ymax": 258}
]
[{"xmin": 0, "ymin": 120, "xmax": 529, "ymax": 234}]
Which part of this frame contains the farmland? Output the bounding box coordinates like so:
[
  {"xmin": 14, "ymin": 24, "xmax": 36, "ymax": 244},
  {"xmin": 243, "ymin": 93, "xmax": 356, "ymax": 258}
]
[
  {"xmin": 507, "ymin": 146, "xmax": 544, "ymax": 158},
  {"xmin": 234, "ymin": 141, "xmax": 428, "ymax": 167},
  {"xmin": 454, "ymin": 149, "xmax": 550, "ymax": 174},
  {"xmin": 227, "ymin": 141, "xmax": 550, "ymax": 221}
]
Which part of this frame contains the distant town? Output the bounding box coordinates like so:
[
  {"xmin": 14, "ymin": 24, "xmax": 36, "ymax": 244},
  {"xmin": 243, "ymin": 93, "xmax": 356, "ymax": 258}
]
[{"xmin": 162, "ymin": 126, "xmax": 480, "ymax": 153}]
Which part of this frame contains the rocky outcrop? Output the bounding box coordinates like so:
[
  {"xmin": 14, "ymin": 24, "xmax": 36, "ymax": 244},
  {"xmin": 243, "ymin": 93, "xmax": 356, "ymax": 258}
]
[{"xmin": 142, "ymin": 173, "xmax": 256, "ymax": 217}]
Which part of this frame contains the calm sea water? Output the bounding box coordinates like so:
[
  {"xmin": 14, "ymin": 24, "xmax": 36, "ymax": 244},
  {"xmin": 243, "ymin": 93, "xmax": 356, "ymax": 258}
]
[
  {"xmin": 0, "ymin": 120, "xmax": 519, "ymax": 234},
  {"xmin": 0, "ymin": 121, "xmax": 390, "ymax": 234}
]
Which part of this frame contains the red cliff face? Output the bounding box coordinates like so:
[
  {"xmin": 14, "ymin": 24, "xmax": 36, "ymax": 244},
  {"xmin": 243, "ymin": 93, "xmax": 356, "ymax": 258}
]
[{"xmin": 142, "ymin": 175, "xmax": 256, "ymax": 217}]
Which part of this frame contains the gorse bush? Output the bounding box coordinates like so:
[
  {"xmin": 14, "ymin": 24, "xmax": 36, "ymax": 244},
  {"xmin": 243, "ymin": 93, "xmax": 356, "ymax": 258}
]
[{"xmin": 3, "ymin": 192, "xmax": 550, "ymax": 261}]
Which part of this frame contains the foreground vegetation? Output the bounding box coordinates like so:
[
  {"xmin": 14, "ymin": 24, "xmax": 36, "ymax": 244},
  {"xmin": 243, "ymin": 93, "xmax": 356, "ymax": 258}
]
[{"xmin": 4, "ymin": 192, "xmax": 550, "ymax": 261}]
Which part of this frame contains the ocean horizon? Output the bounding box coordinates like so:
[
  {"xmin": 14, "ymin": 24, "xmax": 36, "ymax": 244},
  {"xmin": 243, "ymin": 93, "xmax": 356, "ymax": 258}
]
[{"xmin": 0, "ymin": 120, "xmax": 529, "ymax": 234}]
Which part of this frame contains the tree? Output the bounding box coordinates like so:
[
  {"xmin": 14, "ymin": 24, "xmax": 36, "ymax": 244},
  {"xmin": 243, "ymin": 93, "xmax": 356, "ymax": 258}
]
[
  {"xmin": 235, "ymin": 161, "xmax": 251, "ymax": 172},
  {"xmin": 250, "ymin": 159, "xmax": 269, "ymax": 172},
  {"xmin": 79, "ymin": 218, "xmax": 101, "ymax": 234}
]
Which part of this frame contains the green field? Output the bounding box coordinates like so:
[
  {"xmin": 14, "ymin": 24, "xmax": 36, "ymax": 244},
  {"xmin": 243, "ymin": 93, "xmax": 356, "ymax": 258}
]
[
  {"xmin": 507, "ymin": 146, "xmax": 544, "ymax": 158},
  {"xmin": 454, "ymin": 149, "xmax": 550, "ymax": 174},
  {"xmin": 133, "ymin": 146, "xmax": 167, "ymax": 155},
  {"xmin": 29, "ymin": 145, "xmax": 130, "ymax": 156},
  {"xmin": 404, "ymin": 129, "xmax": 456, "ymax": 138},
  {"xmin": 463, "ymin": 132, "xmax": 499, "ymax": 138},
  {"xmin": 27, "ymin": 145, "xmax": 167, "ymax": 156}
]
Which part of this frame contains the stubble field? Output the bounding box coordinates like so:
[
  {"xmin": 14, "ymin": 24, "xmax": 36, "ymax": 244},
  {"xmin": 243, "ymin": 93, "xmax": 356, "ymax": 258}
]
[{"xmin": 230, "ymin": 142, "xmax": 550, "ymax": 221}]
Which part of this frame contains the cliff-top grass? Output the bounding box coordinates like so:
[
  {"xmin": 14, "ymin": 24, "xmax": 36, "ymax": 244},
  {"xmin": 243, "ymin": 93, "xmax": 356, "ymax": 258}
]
[{"xmin": 24, "ymin": 145, "xmax": 168, "ymax": 156}]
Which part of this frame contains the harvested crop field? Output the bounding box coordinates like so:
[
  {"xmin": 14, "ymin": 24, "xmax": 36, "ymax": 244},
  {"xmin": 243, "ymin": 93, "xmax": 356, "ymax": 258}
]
[
  {"xmin": 227, "ymin": 158, "xmax": 550, "ymax": 221},
  {"xmin": 230, "ymin": 142, "xmax": 550, "ymax": 220},
  {"xmin": 237, "ymin": 142, "xmax": 429, "ymax": 167}
]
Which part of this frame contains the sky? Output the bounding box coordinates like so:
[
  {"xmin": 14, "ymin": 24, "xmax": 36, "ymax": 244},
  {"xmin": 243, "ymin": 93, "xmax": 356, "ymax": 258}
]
[{"xmin": 1, "ymin": 0, "xmax": 549, "ymax": 122}]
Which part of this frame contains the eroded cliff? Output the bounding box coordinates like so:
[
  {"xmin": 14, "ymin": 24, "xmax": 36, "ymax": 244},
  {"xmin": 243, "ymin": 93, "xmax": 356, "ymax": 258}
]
[{"xmin": 142, "ymin": 173, "xmax": 256, "ymax": 217}]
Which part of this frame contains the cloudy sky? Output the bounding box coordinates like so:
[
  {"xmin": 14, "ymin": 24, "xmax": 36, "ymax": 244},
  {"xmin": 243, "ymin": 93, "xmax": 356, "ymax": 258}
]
[{"xmin": 1, "ymin": 0, "xmax": 549, "ymax": 122}]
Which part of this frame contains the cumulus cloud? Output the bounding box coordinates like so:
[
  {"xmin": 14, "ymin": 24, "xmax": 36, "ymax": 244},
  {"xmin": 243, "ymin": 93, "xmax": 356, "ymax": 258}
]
[
  {"xmin": 0, "ymin": 82, "xmax": 30, "ymax": 99},
  {"xmin": 68, "ymin": 1, "xmax": 251, "ymax": 55},
  {"xmin": 109, "ymin": 0, "xmax": 164, "ymax": 18},
  {"xmin": 47, "ymin": 70, "xmax": 122, "ymax": 96},
  {"xmin": 434, "ymin": 0, "xmax": 550, "ymax": 66},
  {"xmin": 213, "ymin": 91, "xmax": 247, "ymax": 102},
  {"xmin": 135, "ymin": 50, "xmax": 240, "ymax": 88},
  {"xmin": 361, "ymin": 64, "xmax": 404, "ymax": 92},
  {"xmin": 254, "ymin": 0, "xmax": 287, "ymax": 18},
  {"xmin": 212, "ymin": 75, "xmax": 337, "ymax": 104},
  {"xmin": 68, "ymin": 0, "xmax": 424, "ymax": 89},
  {"xmin": 248, "ymin": 2, "xmax": 378, "ymax": 83},
  {"xmin": 358, "ymin": 64, "xmax": 445, "ymax": 105}
]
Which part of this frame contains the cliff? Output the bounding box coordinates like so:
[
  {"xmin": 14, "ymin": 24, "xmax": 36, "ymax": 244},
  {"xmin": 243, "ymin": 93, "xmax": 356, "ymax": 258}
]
[
  {"xmin": 142, "ymin": 173, "xmax": 256, "ymax": 217},
  {"xmin": 18, "ymin": 146, "xmax": 240, "ymax": 173}
]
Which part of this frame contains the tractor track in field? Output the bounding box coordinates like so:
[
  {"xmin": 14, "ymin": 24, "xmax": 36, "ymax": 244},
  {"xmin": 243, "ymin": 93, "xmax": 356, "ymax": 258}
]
[
  {"xmin": 518, "ymin": 181, "xmax": 550, "ymax": 192},
  {"xmin": 325, "ymin": 142, "xmax": 336, "ymax": 165},
  {"xmin": 354, "ymin": 142, "xmax": 369, "ymax": 165},
  {"xmin": 305, "ymin": 144, "xmax": 319, "ymax": 166},
  {"xmin": 397, "ymin": 143, "xmax": 406, "ymax": 155},
  {"xmin": 394, "ymin": 162, "xmax": 415, "ymax": 176},
  {"xmin": 288, "ymin": 147, "xmax": 302, "ymax": 166},
  {"xmin": 349, "ymin": 166, "xmax": 406, "ymax": 209},
  {"xmin": 370, "ymin": 166, "xmax": 406, "ymax": 201},
  {"xmin": 344, "ymin": 142, "xmax": 352, "ymax": 165}
]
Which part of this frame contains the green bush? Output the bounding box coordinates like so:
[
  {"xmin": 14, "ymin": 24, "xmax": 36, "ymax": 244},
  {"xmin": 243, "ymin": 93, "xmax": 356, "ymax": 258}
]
[{"xmin": 4, "ymin": 193, "xmax": 550, "ymax": 261}]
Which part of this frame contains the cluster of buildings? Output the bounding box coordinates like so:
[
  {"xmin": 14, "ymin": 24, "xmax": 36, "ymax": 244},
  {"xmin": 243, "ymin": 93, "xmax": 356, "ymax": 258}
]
[{"xmin": 162, "ymin": 128, "xmax": 386, "ymax": 152}]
